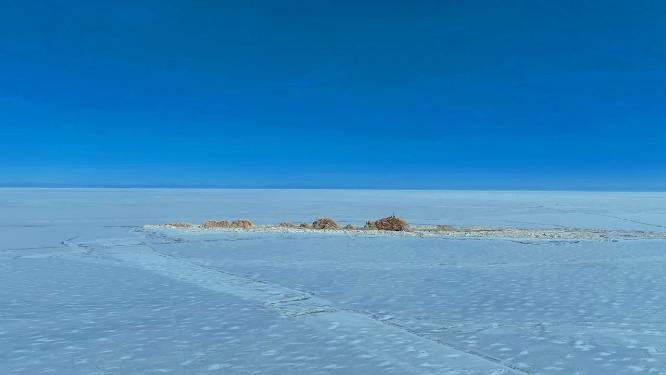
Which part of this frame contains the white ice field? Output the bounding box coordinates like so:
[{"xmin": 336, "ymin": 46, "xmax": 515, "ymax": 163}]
[{"xmin": 2, "ymin": 188, "xmax": 666, "ymax": 374}]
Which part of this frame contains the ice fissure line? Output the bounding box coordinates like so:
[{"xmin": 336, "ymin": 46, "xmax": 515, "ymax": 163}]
[{"xmin": 65, "ymin": 237, "xmax": 524, "ymax": 374}]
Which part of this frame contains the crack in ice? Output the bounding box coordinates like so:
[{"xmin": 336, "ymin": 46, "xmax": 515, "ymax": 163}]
[{"xmin": 64, "ymin": 236, "xmax": 525, "ymax": 374}]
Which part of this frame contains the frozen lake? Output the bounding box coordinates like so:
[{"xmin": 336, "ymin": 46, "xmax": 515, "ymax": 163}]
[{"xmin": 2, "ymin": 188, "xmax": 666, "ymax": 374}]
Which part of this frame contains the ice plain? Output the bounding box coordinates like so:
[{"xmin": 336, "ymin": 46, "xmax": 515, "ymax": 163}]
[{"xmin": 2, "ymin": 188, "xmax": 666, "ymax": 374}]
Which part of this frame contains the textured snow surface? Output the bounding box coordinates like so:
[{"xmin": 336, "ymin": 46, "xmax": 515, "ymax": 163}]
[{"xmin": 2, "ymin": 188, "xmax": 666, "ymax": 374}]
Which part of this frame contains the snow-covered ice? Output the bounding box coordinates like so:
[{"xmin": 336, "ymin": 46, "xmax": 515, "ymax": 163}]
[{"xmin": 2, "ymin": 188, "xmax": 666, "ymax": 374}]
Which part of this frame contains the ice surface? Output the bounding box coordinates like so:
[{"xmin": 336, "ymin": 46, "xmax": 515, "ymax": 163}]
[{"xmin": 2, "ymin": 188, "xmax": 666, "ymax": 374}]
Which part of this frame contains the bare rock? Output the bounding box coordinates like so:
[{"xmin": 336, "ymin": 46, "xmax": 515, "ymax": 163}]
[
  {"xmin": 230, "ymin": 219, "xmax": 253, "ymax": 229},
  {"xmin": 311, "ymin": 217, "xmax": 339, "ymax": 230},
  {"xmin": 368, "ymin": 216, "xmax": 409, "ymax": 231},
  {"xmin": 201, "ymin": 220, "xmax": 231, "ymax": 229}
]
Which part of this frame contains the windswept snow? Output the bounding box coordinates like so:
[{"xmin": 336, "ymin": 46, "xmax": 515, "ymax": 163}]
[{"xmin": 2, "ymin": 188, "xmax": 666, "ymax": 374}]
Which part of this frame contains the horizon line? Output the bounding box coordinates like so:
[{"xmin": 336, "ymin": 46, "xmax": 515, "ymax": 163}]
[{"xmin": 1, "ymin": 184, "xmax": 665, "ymax": 193}]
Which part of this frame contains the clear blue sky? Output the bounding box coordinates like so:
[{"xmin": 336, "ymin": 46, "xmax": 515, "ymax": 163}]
[{"xmin": 1, "ymin": 1, "xmax": 665, "ymax": 189}]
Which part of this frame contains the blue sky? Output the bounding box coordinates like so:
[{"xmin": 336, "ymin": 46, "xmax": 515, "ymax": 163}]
[{"xmin": 1, "ymin": 1, "xmax": 665, "ymax": 189}]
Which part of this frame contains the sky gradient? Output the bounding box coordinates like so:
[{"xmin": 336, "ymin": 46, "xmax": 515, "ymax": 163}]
[{"xmin": 1, "ymin": 1, "xmax": 665, "ymax": 189}]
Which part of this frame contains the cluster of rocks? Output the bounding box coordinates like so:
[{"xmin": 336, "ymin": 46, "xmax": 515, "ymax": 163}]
[
  {"xmin": 278, "ymin": 222, "xmax": 313, "ymax": 229},
  {"xmin": 278, "ymin": 216, "xmax": 409, "ymax": 232},
  {"xmin": 311, "ymin": 217, "xmax": 339, "ymax": 230},
  {"xmin": 166, "ymin": 216, "xmax": 411, "ymax": 232},
  {"xmin": 363, "ymin": 216, "xmax": 409, "ymax": 231},
  {"xmin": 199, "ymin": 219, "xmax": 254, "ymax": 229},
  {"xmin": 161, "ymin": 219, "xmax": 666, "ymax": 241}
]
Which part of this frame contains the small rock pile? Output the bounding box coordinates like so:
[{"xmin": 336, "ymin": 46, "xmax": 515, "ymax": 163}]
[
  {"xmin": 200, "ymin": 219, "xmax": 253, "ymax": 229},
  {"xmin": 311, "ymin": 217, "xmax": 339, "ymax": 230},
  {"xmin": 200, "ymin": 220, "xmax": 231, "ymax": 229},
  {"xmin": 230, "ymin": 219, "xmax": 253, "ymax": 229},
  {"xmin": 364, "ymin": 216, "xmax": 409, "ymax": 231}
]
